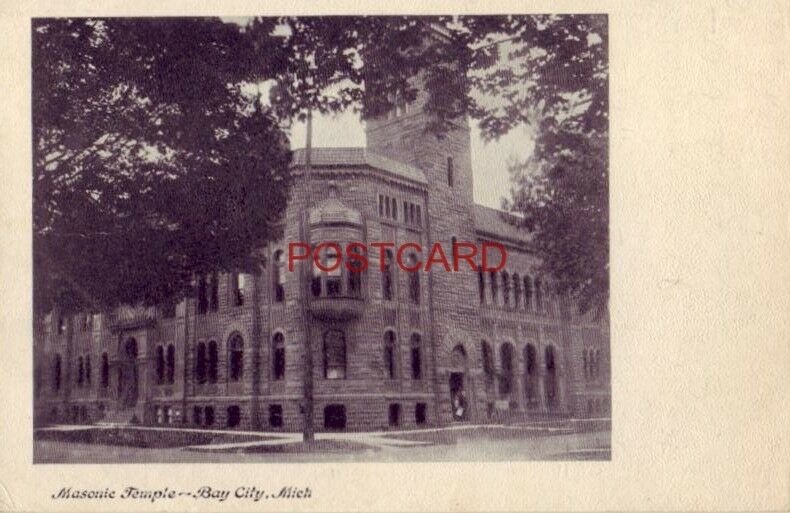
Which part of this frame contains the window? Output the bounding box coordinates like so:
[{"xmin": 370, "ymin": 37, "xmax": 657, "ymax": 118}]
[
  {"xmin": 166, "ymin": 344, "xmax": 175, "ymax": 384},
  {"xmin": 545, "ymin": 345, "xmax": 558, "ymax": 407},
  {"xmin": 382, "ymin": 249, "xmax": 394, "ymax": 301},
  {"xmin": 388, "ymin": 403, "xmax": 401, "ymax": 427},
  {"xmin": 410, "ymin": 334, "xmax": 422, "ymax": 380},
  {"xmin": 272, "ymin": 332, "xmax": 285, "ymax": 380},
  {"xmin": 156, "ymin": 346, "xmax": 165, "ymax": 384},
  {"xmin": 347, "ymin": 245, "xmax": 363, "ymax": 297},
  {"xmin": 273, "ymin": 250, "xmax": 285, "ymax": 302},
  {"xmin": 535, "ymin": 278, "xmax": 543, "ymax": 313},
  {"xmin": 415, "ymin": 403, "xmax": 427, "ymax": 425},
  {"xmin": 53, "ymin": 354, "xmax": 62, "ymax": 392},
  {"xmin": 513, "ymin": 273, "xmax": 521, "ymax": 309},
  {"xmin": 489, "ymin": 271, "xmax": 498, "ymax": 305},
  {"xmin": 269, "ymin": 404, "xmax": 283, "ymax": 428},
  {"xmin": 323, "ymin": 329, "xmax": 346, "ymax": 379},
  {"xmin": 379, "ymin": 194, "xmax": 399, "ymax": 221},
  {"xmin": 481, "ymin": 341, "xmax": 494, "ymax": 382},
  {"xmin": 204, "ymin": 406, "xmax": 215, "ymax": 426},
  {"xmin": 101, "ymin": 353, "xmax": 109, "ymax": 388},
  {"xmin": 195, "ymin": 342, "xmax": 206, "ymax": 384},
  {"xmin": 447, "ymin": 156, "xmax": 454, "ymax": 187},
  {"xmin": 524, "ymin": 275, "xmax": 533, "ymax": 311},
  {"xmin": 524, "ymin": 344, "xmax": 538, "ymax": 406},
  {"xmin": 415, "ymin": 205, "xmax": 421, "ymax": 225},
  {"xmin": 197, "ymin": 274, "xmax": 208, "ymax": 314},
  {"xmin": 502, "ymin": 271, "xmax": 510, "ymax": 308},
  {"xmin": 228, "ymin": 334, "xmax": 244, "ymax": 382},
  {"xmin": 166, "ymin": 406, "xmax": 173, "ymax": 424},
  {"xmin": 324, "ymin": 246, "xmax": 341, "ymax": 297},
  {"xmin": 378, "ymin": 194, "xmax": 384, "ymax": 217},
  {"xmin": 227, "ymin": 405, "xmax": 241, "ymax": 428},
  {"xmin": 57, "ymin": 316, "xmax": 66, "ymax": 334},
  {"xmin": 408, "ymin": 253, "xmax": 420, "ymax": 304},
  {"xmin": 499, "ymin": 343, "xmax": 515, "ymax": 396},
  {"xmin": 207, "ymin": 340, "xmax": 218, "ymax": 383},
  {"xmin": 209, "ymin": 272, "xmax": 219, "ymax": 311},
  {"xmin": 478, "ymin": 270, "xmax": 486, "ymax": 304},
  {"xmin": 85, "ymin": 354, "xmax": 91, "ymax": 386},
  {"xmin": 77, "ymin": 357, "xmax": 84, "ymax": 387},
  {"xmin": 384, "ymin": 331, "xmax": 397, "ymax": 379},
  {"xmin": 324, "ymin": 404, "xmax": 346, "ymax": 430},
  {"xmin": 193, "ymin": 406, "xmax": 202, "ymax": 425},
  {"xmin": 231, "ymin": 273, "xmax": 245, "ymax": 306},
  {"xmin": 391, "ymin": 197, "xmax": 398, "ymax": 220}
]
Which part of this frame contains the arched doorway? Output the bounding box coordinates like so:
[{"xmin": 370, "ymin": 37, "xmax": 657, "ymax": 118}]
[
  {"xmin": 449, "ymin": 345, "xmax": 468, "ymax": 421},
  {"xmin": 118, "ymin": 338, "xmax": 139, "ymax": 407}
]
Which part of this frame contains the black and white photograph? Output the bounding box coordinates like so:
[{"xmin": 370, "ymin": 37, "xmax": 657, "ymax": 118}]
[{"xmin": 30, "ymin": 15, "xmax": 611, "ymax": 463}]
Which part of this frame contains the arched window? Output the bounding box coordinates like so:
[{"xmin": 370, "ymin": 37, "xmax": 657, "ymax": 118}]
[
  {"xmin": 499, "ymin": 343, "xmax": 515, "ymax": 396},
  {"xmin": 323, "ymin": 329, "xmax": 346, "ymax": 380},
  {"xmin": 77, "ymin": 356, "xmax": 84, "ymax": 387},
  {"xmin": 101, "ymin": 352, "xmax": 109, "ymax": 388},
  {"xmin": 195, "ymin": 342, "xmax": 207, "ymax": 384},
  {"xmin": 545, "ymin": 345, "xmax": 558, "ymax": 407},
  {"xmin": 382, "ymin": 249, "xmax": 393, "ymax": 301},
  {"xmin": 166, "ymin": 344, "xmax": 175, "ymax": 384},
  {"xmin": 197, "ymin": 273, "xmax": 208, "ymax": 314},
  {"xmin": 231, "ymin": 273, "xmax": 245, "ymax": 306},
  {"xmin": 502, "ymin": 271, "xmax": 510, "ymax": 308},
  {"xmin": 384, "ymin": 331, "xmax": 397, "ymax": 379},
  {"xmin": 53, "ymin": 354, "xmax": 62, "ymax": 392},
  {"xmin": 347, "ymin": 245, "xmax": 363, "ymax": 297},
  {"xmin": 85, "ymin": 354, "xmax": 91, "ymax": 386},
  {"xmin": 524, "ymin": 344, "xmax": 538, "ymax": 406},
  {"xmin": 524, "ymin": 275, "xmax": 533, "ymax": 311},
  {"xmin": 481, "ymin": 340, "xmax": 494, "ymax": 384},
  {"xmin": 408, "ymin": 253, "xmax": 420, "ymax": 304},
  {"xmin": 207, "ymin": 340, "xmax": 218, "ymax": 383},
  {"xmin": 535, "ymin": 278, "xmax": 544, "ymax": 313},
  {"xmin": 489, "ymin": 271, "xmax": 498, "ymax": 305},
  {"xmin": 156, "ymin": 346, "xmax": 165, "ymax": 384},
  {"xmin": 478, "ymin": 269, "xmax": 485, "ymax": 304},
  {"xmin": 513, "ymin": 273, "xmax": 521, "ymax": 308},
  {"xmin": 410, "ymin": 333, "xmax": 422, "ymax": 380},
  {"xmin": 209, "ymin": 271, "xmax": 219, "ymax": 311},
  {"xmin": 272, "ymin": 332, "xmax": 285, "ymax": 380},
  {"xmin": 228, "ymin": 334, "xmax": 244, "ymax": 381},
  {"xmin": 273, "ymin": 249, "xmax": 285, "ymax": 302}
]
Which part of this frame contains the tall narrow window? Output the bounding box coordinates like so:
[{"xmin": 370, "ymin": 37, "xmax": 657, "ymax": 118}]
[
  {"xmin": 384, "ymin": 331, "xmax": 397, "ymax": 379},
  {"xmin": 323, "ymin": 329, "xmax": 346, "ymax": 380},
  {"xmin": 415, "ymin": 205, "xmax": 421, "ymax": 225},
  {"xmin": 231, "ymin": 273, "xmax": 245, "ymax": 306},
  {"xmin": 273, "ymin": 250, "xmax": 285, "ymax": 302},
  {"xmin": 347, "ymin": 245, "xmax": 363, "ymax": 297},
  {"xmin": 478, "ymin": 269, "xmax": 486, "ymax": 304},
  {"xmin": 195, "ymin": 342, "xmax": 207, "ymax": 385},
  {"xmin": 490, "ymin": 271, "xmax": 499, "ymax": 305},
  {"xmin": 513, "ymin": 273, "xmax": 521, "ymax": 309},
  {"xmin": 391, "ymin": 197, "xmax": 397, "ymax": 220},
  {"xmin": 545, "ymin": 345, "xmax": 557, "ymax": 407},
  {"xmin": 524, "ymin": 275, "xmax": 533, "ymax": 311},
  {"xmin": 77, "ymin": 357, "xmax": 84, "ymax": 387},
  {"xmin": 410, "ymin": 333, "xmax": 422, "ymax": 380},
  {"xmin": 156, "ymin": 346, "xmax": 165, "ymax": 384},
  {"xmin": 408, "ymin": 253, "xmax": 420, "ymax": 304},
  {"xmin": 272, "ymin": 332, "xmax": 285, "ymax": 380},
  {"xmin": 447, "ymin": 156, "xmax": 454, "ymax": 187},
  {"xmin": 53, "ymin": 354, "xmax": 62, "ymax": 392},
  {"xmin": 228, "ymin": 334, "xmax": 244, "ymax": 382},
  {"xmin": 378, "ymin": 194, "xmax": 384, "ymax": 217},
  {"xmin": 207, "ymin": 340, "xmax": 218, "ymax": 383},
  {"xmin": 101, "ymin": 352, "xmax": 109, "ymax": 388},
  {"xmin": 166, "ymin": 344, "xmax": 175, "ymax": 384},
  {"xmin": 85, "ymin": 355, "xmax": 91, "ymax": 386},
  {"xmin": 499, "ymin": 343, "xmax": 515, "ymax": 396},
  {"xmin": 325, "ymin": 245, "xmax": 341, "ymax": 297},
  {"xmin": 535, "ymin": 278, "xmax": 543, "ymax": 313},
  {"xmin": 481, "ymin": 341, "xmax": 494, "ymax": 384},
  {"xmin": 197, "ymin": 274, "xmax": 208, "ymax": 314},
  {"xmin": 382, "ymin": 249, "xmax": 393, "ymax": 301},
  {"xmin": 385, "ymin": 197, "xmax": 391, "ymax": 218},
  {"xmin": 209, "ymin": 272, "xmax": 219, "ymax": 311},
  {"xmin": 502, "ymin": 271, "xmax": 510, "ymax": 308}
]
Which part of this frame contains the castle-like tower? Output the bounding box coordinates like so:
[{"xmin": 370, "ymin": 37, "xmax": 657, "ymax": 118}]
[{"xmin": 33, "ymin": 67, "xmax": 610, "ymax": 432}]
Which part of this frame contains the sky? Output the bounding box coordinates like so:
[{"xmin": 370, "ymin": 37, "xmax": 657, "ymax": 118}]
[{"xmin": 286, "ymin": 110, "xmax": 535, "ymax": 210}]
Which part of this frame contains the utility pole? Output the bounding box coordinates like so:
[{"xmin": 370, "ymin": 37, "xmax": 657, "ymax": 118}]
[{"xmin": 301, "ymin": 110, "xmax": 315, "ymax": 442}]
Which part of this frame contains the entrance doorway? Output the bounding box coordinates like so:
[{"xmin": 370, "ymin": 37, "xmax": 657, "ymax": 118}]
[
  {"xmin": 449, "ymin": 372, "xmax": 467, "ymax": 421},
  {"xmin": 118, "ymin": 338, "xmax": 139, "ymax": 407}
]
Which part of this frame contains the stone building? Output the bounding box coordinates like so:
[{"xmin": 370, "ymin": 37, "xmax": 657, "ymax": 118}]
[{"xmin": 33, "ymin": 77, "xmax": 610, "ymax": 432}]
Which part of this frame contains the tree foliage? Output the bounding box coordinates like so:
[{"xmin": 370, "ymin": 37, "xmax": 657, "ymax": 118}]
[{"xmin": 33, "ymin": 18, "xmax": 293, "ymax": 314}]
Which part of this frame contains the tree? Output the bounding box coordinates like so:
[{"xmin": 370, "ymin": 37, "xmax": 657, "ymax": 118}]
[{"xmin": 33, "ymin": 18, "xmax": 293, "ymax": 315}]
